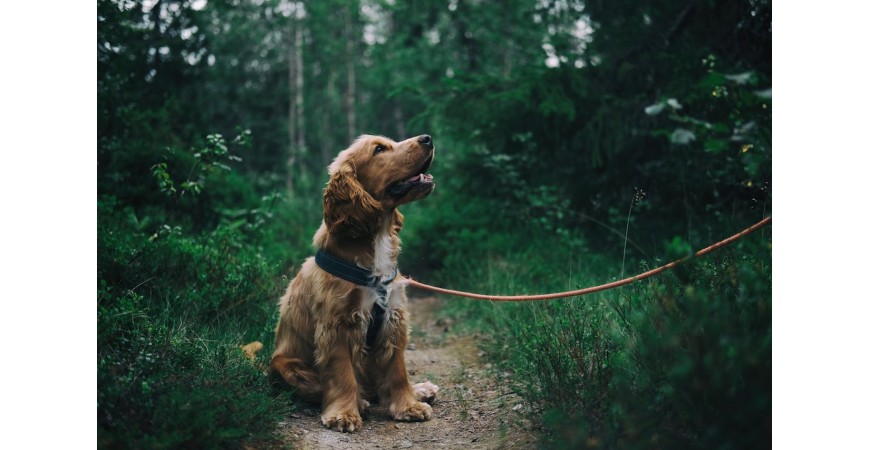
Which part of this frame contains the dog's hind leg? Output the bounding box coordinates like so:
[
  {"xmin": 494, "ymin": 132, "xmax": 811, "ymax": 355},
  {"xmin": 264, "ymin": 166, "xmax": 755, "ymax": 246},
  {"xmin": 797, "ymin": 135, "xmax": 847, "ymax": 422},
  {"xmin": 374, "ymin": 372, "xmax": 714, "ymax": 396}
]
[{"xmin": 269, "ymin": 354, "xmax": 322, "ymax": 402}]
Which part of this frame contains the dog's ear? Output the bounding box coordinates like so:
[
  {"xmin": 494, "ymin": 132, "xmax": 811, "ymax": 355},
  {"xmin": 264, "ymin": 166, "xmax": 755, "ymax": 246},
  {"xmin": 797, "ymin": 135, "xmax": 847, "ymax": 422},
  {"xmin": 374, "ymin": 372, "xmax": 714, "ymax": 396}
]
[{"xmin": 323, "ymin": 163, "xmax": 382, "ymax": 238}]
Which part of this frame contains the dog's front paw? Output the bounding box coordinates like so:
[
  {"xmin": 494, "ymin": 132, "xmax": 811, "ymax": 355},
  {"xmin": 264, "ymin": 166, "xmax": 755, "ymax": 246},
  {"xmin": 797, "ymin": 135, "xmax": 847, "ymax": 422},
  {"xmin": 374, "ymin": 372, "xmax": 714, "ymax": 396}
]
[
  {"xmin": 413, "ymin": 381, "xmax": 439, "ymax": 404},
  {"xmin": 321, "ymin": 411, "xmax": 363, "ymax": 432},
  {"xmin": 392, "ymin": 400, "xmax": 433, "ymax": 422}
]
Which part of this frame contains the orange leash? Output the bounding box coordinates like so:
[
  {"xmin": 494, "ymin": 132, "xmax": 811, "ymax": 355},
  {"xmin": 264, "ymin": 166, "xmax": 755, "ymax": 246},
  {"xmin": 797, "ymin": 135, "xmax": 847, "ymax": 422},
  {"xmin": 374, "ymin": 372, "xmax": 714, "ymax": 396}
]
[{"xmin": 405, "ymin": 216, "xmax": 771, "ymax": 302}]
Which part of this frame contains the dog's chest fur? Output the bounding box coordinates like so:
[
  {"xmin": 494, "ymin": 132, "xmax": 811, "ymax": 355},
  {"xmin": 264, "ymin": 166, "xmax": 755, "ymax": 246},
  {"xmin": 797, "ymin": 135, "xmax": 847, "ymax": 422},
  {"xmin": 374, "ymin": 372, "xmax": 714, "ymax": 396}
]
[
  {"xmin": 357, "ymin": 222, "xmax": 402, "ymax": 312},
  {"xmin": 371, "ymin": 224, "xmax": 396, "ymax": 278}
]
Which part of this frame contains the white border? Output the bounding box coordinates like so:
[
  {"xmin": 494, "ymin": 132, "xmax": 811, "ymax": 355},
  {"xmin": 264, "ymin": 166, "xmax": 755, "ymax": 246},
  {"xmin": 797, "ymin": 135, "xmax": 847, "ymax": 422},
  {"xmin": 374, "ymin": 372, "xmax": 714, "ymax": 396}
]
[
  {"xmin": 775, "ymin": 1, "xmax": 870, "ymax": 448},
  {"xmin": 0, "ymin": 2, "xmax": 96, "ymax": 447}
]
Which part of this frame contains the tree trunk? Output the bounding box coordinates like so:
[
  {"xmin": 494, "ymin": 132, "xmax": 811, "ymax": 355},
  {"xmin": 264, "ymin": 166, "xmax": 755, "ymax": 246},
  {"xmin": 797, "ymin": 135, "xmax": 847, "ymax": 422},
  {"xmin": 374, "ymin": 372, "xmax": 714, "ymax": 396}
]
[
  {"xmin": 345, "ymin": 6, "xmax": 356, "ymax": 142},
  {"xmin": 287, "ymin": 9, "xmax": 306, "ymax": 192},
  {"xmin": 295, "ymin": 21, "xmax": 306, "ymax": 153},
  {"xmin": 322, "ymin": 70, "xmax": 337, "ymax": 166},
  {"xmin": 287, "ymin": 19, "xmax": 297, "ymax": 191},
  {"xmin": 393, "ymin": 107, "xmax": 406, "ymax": 139},
  {"xmin": 455, "ymin": 0, "xmax": 478, "ymax": 71}
]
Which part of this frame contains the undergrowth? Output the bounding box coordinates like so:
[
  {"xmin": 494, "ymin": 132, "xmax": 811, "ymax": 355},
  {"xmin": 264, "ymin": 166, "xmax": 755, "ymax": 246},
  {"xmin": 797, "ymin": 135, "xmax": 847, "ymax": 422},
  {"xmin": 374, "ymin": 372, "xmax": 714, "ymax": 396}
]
[
  {"xmin": 408, "ymin": 197, "xmax": 772, "ymax": 449},
  {"xmin": 97, "ymin": 132, "xmax": 321, "ymax": 448},
  {"xmin": 97, "ymin": 127, "xmax": 770, "ymax": 449}
]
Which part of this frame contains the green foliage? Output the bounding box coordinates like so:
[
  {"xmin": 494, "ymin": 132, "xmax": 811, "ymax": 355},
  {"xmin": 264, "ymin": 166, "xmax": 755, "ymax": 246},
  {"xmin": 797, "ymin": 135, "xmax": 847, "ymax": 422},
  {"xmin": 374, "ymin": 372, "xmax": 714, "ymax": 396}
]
[
  {"xmin": 97, "ymin": 187, "xmax": 305, "ymax": 447},
  {"xmin": 97, "ymin": 282, "xmax": 294, "ymax": 449},
  {"xmin": 97, "ymin": 125, "xmax": 316, "ymax": 447},
  {"xmin": 99, "ymin": 0, "xmax": 771, "ymax": 447},
  {"xmin": 436, "ymin": 231, "xmax": 771, "ymax": 449},
  {"xmin": 154, "ymin": 131, "xmax": 247, "ymax": 197}
]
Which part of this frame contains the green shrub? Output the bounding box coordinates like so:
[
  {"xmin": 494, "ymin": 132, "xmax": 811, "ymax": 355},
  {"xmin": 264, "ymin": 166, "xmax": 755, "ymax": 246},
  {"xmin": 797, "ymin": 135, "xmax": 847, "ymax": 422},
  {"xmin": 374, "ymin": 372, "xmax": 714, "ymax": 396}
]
[
  {"xmin": 420, "ymin": 203, "xmax": 771, "ymax": 448},
  {"xmin": 97, "ymin": 283, "xmax": 294, "ymax": 449},
  {"xmin": 97, "ymin": 195, "xmax": 302, "ymax": 448},
  {"xmin": 97, "ymin": 129, "xmax": 322, "ymax": 448}
]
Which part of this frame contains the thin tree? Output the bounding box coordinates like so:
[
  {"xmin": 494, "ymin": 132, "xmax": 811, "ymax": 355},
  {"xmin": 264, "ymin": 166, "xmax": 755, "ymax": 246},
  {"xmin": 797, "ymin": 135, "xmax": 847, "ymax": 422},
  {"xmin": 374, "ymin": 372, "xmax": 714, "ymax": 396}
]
[{"xmin": 344, "ymin": 5, "xmax": 356, "ymax": 142}]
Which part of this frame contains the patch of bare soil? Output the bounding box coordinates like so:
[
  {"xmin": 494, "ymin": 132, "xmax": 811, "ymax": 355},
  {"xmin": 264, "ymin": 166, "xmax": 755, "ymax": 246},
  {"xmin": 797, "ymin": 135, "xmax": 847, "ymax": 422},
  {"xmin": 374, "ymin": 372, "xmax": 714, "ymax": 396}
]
[{"xmin": 276, "ymin": 296, "xmax": 539, "ymax": 449}]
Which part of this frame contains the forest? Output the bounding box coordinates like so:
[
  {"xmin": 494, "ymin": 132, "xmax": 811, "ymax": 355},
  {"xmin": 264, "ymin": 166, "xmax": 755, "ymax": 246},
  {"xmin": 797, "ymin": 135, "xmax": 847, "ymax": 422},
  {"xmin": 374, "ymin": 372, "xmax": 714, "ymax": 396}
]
[{"xmin": 97, "ymin": 0, "xmax": 771, "ymax": 448}]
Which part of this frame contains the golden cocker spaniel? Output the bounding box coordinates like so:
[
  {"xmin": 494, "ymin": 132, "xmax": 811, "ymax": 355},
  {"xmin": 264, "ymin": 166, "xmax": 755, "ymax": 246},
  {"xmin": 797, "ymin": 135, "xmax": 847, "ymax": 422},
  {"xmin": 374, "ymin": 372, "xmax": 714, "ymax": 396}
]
[{"xmin": 269, "ymin": 134, "xmax": 439, "ymax": 432}]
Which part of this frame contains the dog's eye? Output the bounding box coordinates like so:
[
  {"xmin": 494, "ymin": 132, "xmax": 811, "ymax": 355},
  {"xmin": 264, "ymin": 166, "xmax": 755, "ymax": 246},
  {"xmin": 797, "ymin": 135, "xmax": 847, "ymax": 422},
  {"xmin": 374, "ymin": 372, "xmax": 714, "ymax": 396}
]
[{"xmin": 374, "ymin": 145, "xmax": 386, "ymax": 154}]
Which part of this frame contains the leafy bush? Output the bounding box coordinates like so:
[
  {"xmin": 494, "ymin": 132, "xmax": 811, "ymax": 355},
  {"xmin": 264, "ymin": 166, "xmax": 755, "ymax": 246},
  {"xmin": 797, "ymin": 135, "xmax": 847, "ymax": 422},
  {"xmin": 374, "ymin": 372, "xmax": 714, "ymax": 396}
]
[
  {"xmin": 433, "ymin": 224, "xmax": 771, "ymax": 449},
  {"xmin": 97, "ymin": 194, "xmax": 300, "ymax": 448},
  {"xmin": 97, "ymin": 128, "xmax": 322, "ymax": 448},
  {"xmin": 97, "ymin": 283, "xmax": 294, "ymax": 449}
]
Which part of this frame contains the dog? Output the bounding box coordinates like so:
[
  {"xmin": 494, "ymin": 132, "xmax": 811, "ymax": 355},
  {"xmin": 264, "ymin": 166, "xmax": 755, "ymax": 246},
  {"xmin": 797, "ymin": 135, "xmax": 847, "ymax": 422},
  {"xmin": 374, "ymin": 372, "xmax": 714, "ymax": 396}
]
[{"xmin": 269, "ymin": 134, "xmax": 439, "ymax": 432}]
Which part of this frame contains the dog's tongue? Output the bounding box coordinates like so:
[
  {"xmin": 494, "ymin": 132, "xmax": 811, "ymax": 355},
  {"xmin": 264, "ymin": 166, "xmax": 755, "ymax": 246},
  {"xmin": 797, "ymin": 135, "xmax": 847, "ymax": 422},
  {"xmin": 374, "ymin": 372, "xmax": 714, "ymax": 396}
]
[{"xmin": 405, "ymin": 173, "xmax": 434, "ymax": 183}]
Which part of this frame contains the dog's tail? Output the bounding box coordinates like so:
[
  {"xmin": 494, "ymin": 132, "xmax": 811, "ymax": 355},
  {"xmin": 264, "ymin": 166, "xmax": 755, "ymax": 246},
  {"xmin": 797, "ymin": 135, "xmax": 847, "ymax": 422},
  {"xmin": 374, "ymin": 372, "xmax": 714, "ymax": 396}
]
[{"xmin": 240, "ymin": 341, "xmax": 268, "ymax": 373}]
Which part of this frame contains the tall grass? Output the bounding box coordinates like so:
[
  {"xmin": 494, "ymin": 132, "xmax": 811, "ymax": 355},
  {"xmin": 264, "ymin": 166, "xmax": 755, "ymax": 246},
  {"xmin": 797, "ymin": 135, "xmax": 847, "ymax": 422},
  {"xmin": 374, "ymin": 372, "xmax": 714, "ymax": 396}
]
[
  {"xmin": 409, "ymin": 210, "xmax": 772, "ymax": 449},
  {"xmin": 97, "ymin": 172, "xmax": 322, "ymax": 447}
]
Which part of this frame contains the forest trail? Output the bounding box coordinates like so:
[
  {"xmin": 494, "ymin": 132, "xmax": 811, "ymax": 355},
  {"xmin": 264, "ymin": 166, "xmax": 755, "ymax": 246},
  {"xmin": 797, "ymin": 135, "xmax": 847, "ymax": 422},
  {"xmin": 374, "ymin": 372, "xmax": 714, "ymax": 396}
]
[{"xmin": 275, "ymin": 296, "xmax": 539, "ymax": 449}]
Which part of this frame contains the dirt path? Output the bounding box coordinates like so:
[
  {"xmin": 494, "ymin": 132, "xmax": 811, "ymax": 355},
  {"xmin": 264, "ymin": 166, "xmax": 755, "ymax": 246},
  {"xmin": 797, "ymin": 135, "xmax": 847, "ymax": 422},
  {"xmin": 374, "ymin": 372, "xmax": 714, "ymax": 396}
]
[{"xmin": 276, "ymin": 296, "xmax": 539, "ymax": 449}]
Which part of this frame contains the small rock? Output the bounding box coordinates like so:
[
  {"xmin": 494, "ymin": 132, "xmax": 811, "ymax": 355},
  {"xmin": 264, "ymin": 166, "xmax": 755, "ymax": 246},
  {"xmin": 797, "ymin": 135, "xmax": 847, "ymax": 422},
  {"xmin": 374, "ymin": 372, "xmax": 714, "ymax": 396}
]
[
  {"xmin": 512, "ymin": 403, "xmax": 523, "ymax": 411},
  {"xmin": 394, "ymin": 424, "xmax": 400, "ymax": 429},
  {"xmin": 409, "ymin": 369, "xmax": 417, "ymax": 375},
  {"xmin": 407, "ymin": 343, "xmax": 416, "ymax": 350},
  {"xmin": 395, "ymin": 440, "xmax": 413, "ymax": 448}
]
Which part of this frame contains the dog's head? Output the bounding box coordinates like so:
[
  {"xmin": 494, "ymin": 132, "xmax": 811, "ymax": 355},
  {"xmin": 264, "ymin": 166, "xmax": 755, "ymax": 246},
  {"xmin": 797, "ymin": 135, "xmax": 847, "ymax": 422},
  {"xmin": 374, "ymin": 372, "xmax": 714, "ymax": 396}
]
[{"xmin": 323, "ymin": 134, "xmax": 435, "ymax": 238}]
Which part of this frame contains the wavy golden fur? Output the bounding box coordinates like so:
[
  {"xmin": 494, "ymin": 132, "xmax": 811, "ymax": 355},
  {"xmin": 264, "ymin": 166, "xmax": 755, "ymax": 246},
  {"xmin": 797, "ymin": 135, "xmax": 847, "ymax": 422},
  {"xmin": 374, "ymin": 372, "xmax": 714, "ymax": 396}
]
[{"xmin": 269, "ymin": 134, "xmax": 439, "ymax": 432}]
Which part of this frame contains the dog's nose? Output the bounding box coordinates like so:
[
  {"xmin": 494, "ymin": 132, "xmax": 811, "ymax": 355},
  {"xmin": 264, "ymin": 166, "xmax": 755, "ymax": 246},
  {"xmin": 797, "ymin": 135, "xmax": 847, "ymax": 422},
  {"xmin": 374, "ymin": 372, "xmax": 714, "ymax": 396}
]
[{"xmin": 418, "ymin": 134, "xmax": 433, "ymax": 149}]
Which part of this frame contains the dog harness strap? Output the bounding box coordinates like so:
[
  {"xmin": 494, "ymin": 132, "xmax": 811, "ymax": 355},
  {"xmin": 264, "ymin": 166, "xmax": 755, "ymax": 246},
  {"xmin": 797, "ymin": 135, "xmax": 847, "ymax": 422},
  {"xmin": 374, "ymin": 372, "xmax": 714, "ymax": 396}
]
[
  {"xmin": 367, "ymin": 300, "xmax": 387, "ymax": 347},
  {"xmin": 315, "ymin": 248, "xmax": 397, "ymax": 347}
]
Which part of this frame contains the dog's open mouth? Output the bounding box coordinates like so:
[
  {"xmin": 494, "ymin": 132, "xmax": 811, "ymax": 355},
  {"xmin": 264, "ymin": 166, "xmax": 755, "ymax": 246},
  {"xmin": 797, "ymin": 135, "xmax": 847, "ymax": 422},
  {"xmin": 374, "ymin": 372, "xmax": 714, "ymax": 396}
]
[{"xmin": 386, "ymin": 155, "xmax": 434, "ymax": 198}]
